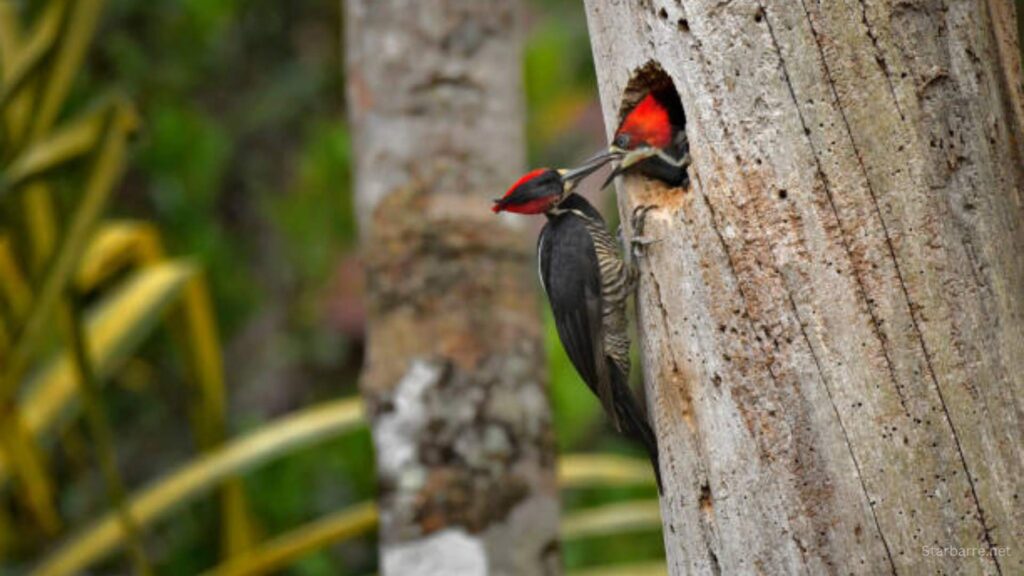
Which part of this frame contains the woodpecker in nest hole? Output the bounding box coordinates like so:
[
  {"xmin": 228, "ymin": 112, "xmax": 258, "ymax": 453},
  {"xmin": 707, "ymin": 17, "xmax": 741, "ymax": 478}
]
[{"xmin": 604, "ymin": 89, "xmax": 690, "ymax": 189}]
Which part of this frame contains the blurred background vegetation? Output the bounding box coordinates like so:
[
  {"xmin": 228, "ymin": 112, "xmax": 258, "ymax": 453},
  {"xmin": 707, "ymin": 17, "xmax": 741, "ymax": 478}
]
[
  {"xmin": 4, "ymin": 0, "xmax": 1022, "ymax": 575},
  {"xmin": 4, "ymin": 0, "xmax": 1023, "ymax": 574},
  {"xmin": 0, "ymin": 1, "xmax": 664, "ymax": 575}
]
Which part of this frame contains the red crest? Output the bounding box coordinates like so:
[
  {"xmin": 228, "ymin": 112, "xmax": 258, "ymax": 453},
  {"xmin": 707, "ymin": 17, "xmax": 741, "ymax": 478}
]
[{"xmin": 616, "ymin": 94, "xmax": 672, "ymax": 149}]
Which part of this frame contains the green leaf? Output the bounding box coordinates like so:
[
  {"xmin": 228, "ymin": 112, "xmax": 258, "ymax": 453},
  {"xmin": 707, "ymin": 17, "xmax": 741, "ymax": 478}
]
[
  {"xmin": 561, "ymin": 501, "xmax": 662, "ymax": 541},
  {"xmin": 4, "ymin": 102, "xmax": 107, "ymax": 188},
  {"xmin": 30, "ymin": 398, "xmax": 365, "ymax": 576},
  {"xmin": 558, "ymin": 454, "xmax": 656, "ymax": 489},
  {"xmin": 0, "ymin": 261, "xmax": 196, "ymax": 488},
  {"xmin": 29, "ymin": 0, "xmax": 107, "ymax": 141},
  {"xmin": 0, "ymin": 99, "xmax": 135, "ymax": 401},
  {"xmin": 568, "ymin": 561, "xmax": 667, "ymax": 576},
  {"xmin": 0, "ymin": 0, "xmax": 63, "ymax": 118},
  {"xmin": 200, "ymin": 502, "xmax": 377, "ymax": 576}
]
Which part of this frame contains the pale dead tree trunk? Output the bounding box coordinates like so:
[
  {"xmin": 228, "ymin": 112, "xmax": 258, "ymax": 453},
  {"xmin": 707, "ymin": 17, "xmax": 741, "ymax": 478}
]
[
  {"xmin": 344, "ymin": 1, "xmax": 560, "ymax": 575},
  {"xmin": 584, "ymin": 0, "xmax": 1024, "ymax": 574}
]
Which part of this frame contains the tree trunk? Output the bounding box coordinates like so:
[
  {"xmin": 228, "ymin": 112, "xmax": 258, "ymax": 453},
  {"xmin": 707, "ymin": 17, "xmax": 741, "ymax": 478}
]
[
  {"xmin": 345, "ymin": 2, "xmax": 560, "ymax": 575},
  {"xmin": 584, "ymin": 1, "xmax": 1024, "ymax": 574}
]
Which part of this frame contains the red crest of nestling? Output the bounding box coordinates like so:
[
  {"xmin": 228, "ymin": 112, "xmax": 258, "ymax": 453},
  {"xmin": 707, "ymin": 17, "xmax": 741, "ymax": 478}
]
[
  {"xmin": 615, "ymin": 93, "xmax": 672, "ymax": 149},
  {"xmin": 492, "ymin": 168, "xmax": 562, "ymax": 214}
]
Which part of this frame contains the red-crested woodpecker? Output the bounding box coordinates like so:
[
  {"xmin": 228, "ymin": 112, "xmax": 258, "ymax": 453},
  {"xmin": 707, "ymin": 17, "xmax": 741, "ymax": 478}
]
[
  {"xmin": 493, "ymin": 162, "xmax": 663, "ymax": 492},
  {"xmin": 604, "ymin": 89, "xmax": 691, "ymax": 188}
]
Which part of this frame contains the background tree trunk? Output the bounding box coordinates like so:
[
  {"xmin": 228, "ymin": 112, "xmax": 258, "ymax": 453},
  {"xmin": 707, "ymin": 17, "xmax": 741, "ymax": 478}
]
[
  {"xmin": 345, "ymin": 2, "xmax": 560, "ymax": 574},
  {"xmin": 584, "ymin": 0, "xmax": 1024, "ymax": 574}
]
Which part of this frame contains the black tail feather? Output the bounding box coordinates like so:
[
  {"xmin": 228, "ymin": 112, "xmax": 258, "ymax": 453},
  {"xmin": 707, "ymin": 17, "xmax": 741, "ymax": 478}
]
[{"xmin": 612, "ymin": 372, "xmax": 663, "ymax": 494}]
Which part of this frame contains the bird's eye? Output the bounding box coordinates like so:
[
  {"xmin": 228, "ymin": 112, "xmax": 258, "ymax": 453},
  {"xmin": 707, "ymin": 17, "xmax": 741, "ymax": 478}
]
[{"xmin": 614, "ymin": 134, "xmax": 630, "ymax": 148}]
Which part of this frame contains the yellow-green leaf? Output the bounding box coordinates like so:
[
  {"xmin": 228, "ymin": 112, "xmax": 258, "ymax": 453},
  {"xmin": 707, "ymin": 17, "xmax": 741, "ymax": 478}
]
[
  {"xmin": 0, "ymin": 1, "xmax": 24, "ymax": 81},
  {"xmin": 22, "ymin": 182, "xmax": 59, "ymax": 275},
  {"xmin": 59, "ymin": 299, "xmax": 153, "ymax": 575},
  {"xmin": 0, "ymin": 99, "xmax": 134, "ymax": 404},
  {"xmin": 74, "ymin": 220, "xmax": 163, "ymax": 290},
  {"xmin": 30, "ymin": 398, "xmax": 365, "ymax": 576},
  {"xmin": 0, "ymin": 0, "xmax": 63, "ymax": 117},
  {"xmin": 188, "ymin": 455, "xmax": 658, "ymax": 576},
  {"xmin": 200, "ymin": 495, "xmax": 662, "ymax": 576},
  {"xmin": 0, "ymin": 261, "xmax": 196, "ymax": 487},
  {"xmin": 201, "ymin": 502, "xmax": 378, "ymax": 576},
  {"xmin": 558, "ymin": 454, "xmax": 657, "ymax": 489},
  {"xmin": 28, "ymin": 386, "xmax": 658, "ymax": 576},
  {"xmin": 0, "ymin": 412, "xmax": 60, "ymax": 534},
  {"xmin": 561, "ymin": 501, "xmax": 662, "ymax": 541},
  {"xmin": 4, "ymin": 104, "xmax": 106, "ymax": 188},
  {"xmin": 569, "ymin": 562, "xmax": 667, "ymax": 576},
  {"xmin": 0, "ymin": 234, "xmax": 32, "ymax": 318},
  {"xmin": 29, "ymin": 0, "xmax": 105, "ymax": 142}
]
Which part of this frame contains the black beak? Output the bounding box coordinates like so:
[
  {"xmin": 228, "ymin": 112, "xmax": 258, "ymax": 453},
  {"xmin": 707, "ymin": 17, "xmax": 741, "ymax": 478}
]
[
  {"xmin": 600, "ymin": 145, "xmax": 655, "ymax": 188},
  {"xmin": 562, "ymin": 148, "xmax": 622, "ymax": 186},
  {"xmin": 600, "ymin": 164, "xmax": 626, "ymax": 189}
]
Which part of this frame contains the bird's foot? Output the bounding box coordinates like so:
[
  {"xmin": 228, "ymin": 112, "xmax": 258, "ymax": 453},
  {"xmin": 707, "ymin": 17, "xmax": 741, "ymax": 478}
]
[{"xmin": 630, "ymin": 205, "xmax": 661, "ymax": 259}]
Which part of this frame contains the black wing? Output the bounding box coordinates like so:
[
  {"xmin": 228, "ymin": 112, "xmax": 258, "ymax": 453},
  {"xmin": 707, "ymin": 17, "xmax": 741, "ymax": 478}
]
[{"xmin": 538, "ymin": 215, "xmax": 616, "ymax": 422}]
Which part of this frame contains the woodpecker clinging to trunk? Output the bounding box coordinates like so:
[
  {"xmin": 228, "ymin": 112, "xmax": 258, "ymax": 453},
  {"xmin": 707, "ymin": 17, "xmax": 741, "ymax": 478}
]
[
  {"xmin": 603, "ymin": 88, "xmax": 691, "ymax": 188},
  {"xmin": 492, "ymin": 159, "xmax": 663, "ymax": 492}
]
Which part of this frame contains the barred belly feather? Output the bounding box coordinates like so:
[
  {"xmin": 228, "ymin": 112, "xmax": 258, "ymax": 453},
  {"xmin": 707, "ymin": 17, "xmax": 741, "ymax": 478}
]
[
  {"xmin": 541, "ymin": 194, "xmax": 662, "ymax": 492},
  {"xmin": 578, "ymin": 213, "xmax": 633, "ymax": 376}
]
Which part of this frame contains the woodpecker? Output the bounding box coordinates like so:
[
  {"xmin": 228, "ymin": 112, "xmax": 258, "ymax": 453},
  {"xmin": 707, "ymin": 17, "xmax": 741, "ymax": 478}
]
[
  {"xmin": 493, "ymin": 163, "xmax": 663, "ymax": 492},
  {"xmin": 604, "ymin": 89, "xmax": 691, "ymax": 188}
]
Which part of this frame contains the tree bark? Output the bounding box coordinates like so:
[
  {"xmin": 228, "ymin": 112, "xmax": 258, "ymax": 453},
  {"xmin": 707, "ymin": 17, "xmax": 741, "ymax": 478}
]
[
  {"xmin": 345, "ymin": 1, "xmax": 560, "ymax": 575},
  {"xmin": 584, "ymin": 1, "xmax": 1024, "ymax": 574}
]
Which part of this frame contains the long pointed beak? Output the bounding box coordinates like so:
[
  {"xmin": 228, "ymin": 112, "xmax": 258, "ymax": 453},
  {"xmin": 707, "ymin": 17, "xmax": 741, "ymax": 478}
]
[
  {"xmin": 620, "ymin": 147, "xmax": 661, "ymax": 170},
  {"xmin": 600, "ymin": 165, "xmax": 625, "ymax": 189},
  {"xmin": 600, "ymin": 147, "xmax": 660, "ymax": 188},
  {"xmin": 562, "ymin": 148, "xmax": 623, "ymax": 185}
]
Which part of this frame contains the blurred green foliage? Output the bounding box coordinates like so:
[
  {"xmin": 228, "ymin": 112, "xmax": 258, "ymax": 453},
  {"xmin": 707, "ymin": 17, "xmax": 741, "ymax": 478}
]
[
  {"xmin": 90, "ymin": 0, "xmax": 349, "ymax": 334},
  {"xmin": 68, "ymin": 0, "xmax": 1021, "ymax": 572},
  {"xmin": 1, "ymin": 0, "xmax": 665, "ymax": 573}
]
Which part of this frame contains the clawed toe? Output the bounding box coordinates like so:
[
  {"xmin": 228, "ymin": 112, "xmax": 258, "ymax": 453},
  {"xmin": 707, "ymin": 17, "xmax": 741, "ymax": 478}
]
[
  {"xmin": 631, "ymin": 205, "xmax": 655, "ymax": 237},
  {"xmin": 630, "ymin": 205, "xmax": 661, "ymax": 259}
]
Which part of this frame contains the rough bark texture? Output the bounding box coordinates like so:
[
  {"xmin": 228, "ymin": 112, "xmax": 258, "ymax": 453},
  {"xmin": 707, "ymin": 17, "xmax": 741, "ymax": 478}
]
[
  {"xmin": 584, "ymin": 0, "xmax": 1024, "ymax": 574},
  {"xmin": 345, "ymin": 2, "xmax": 560, "ymax": 574}
]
